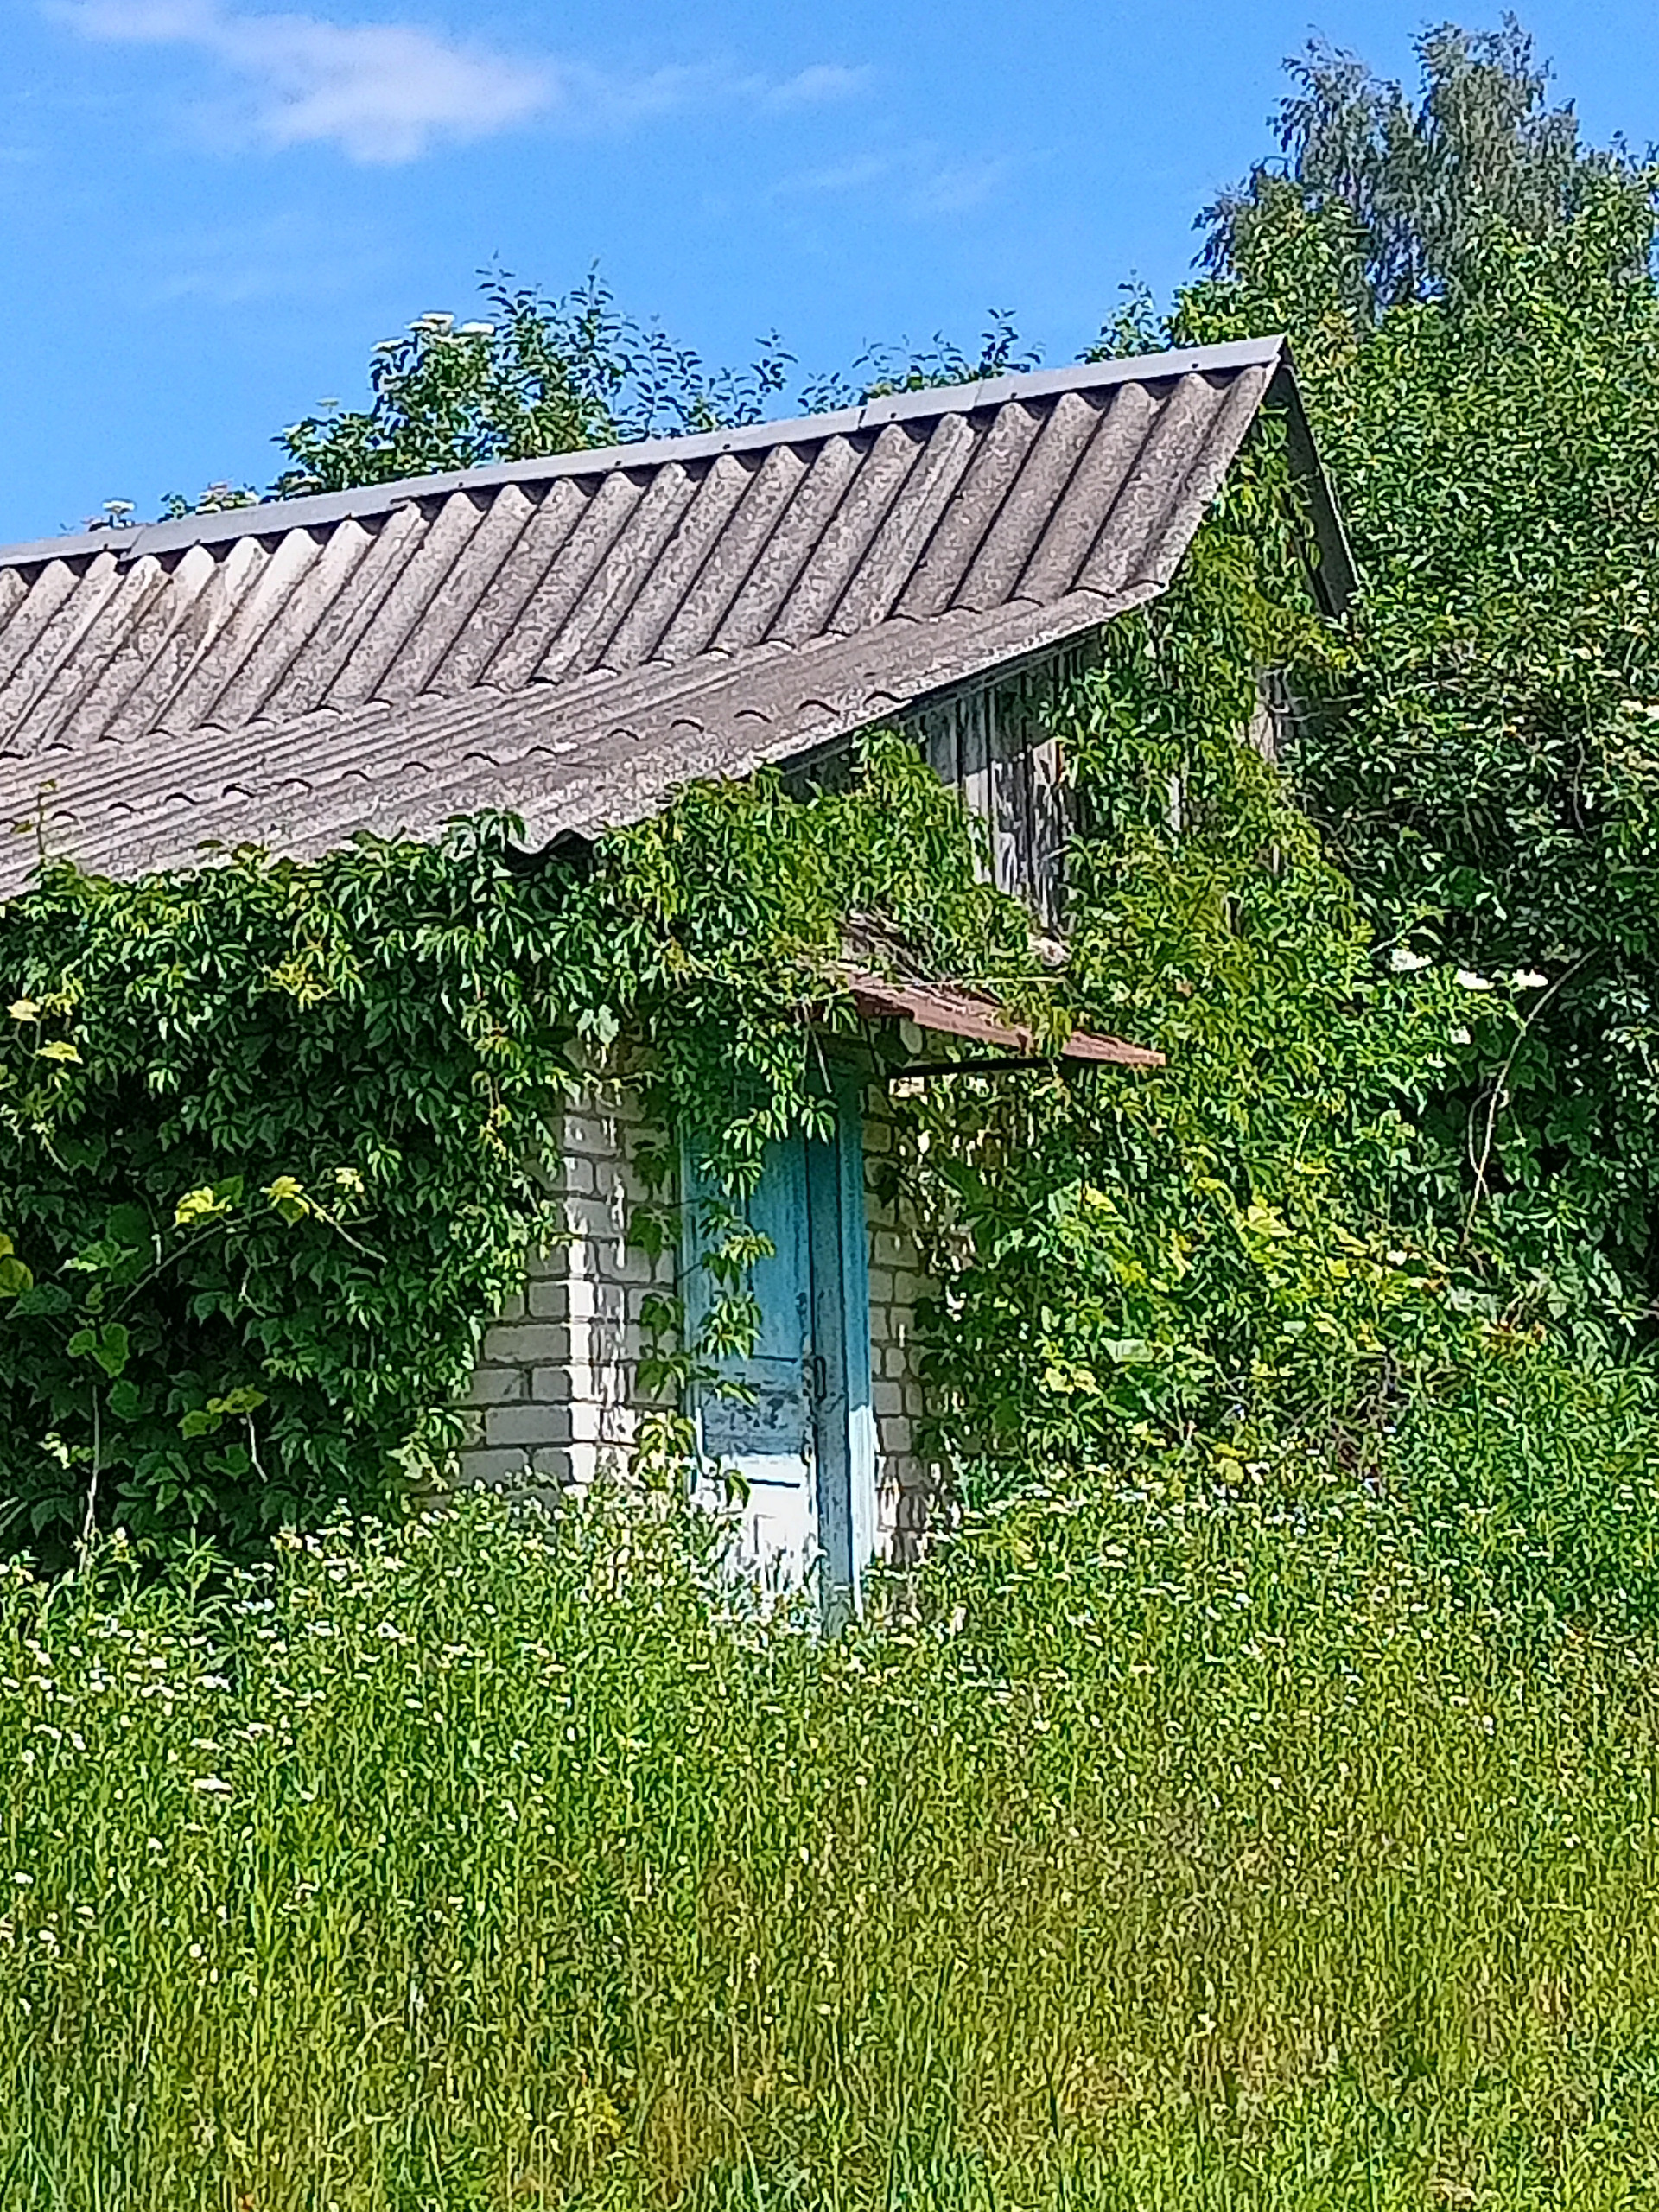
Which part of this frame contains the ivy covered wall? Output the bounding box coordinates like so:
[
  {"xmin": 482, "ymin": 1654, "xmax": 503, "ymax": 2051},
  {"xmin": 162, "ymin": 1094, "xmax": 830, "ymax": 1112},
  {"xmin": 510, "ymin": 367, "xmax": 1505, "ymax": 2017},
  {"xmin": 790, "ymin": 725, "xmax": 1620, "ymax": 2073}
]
[{"xmin": 0, "ymin": 435, "xmax": 1485, "ymax": 1569}]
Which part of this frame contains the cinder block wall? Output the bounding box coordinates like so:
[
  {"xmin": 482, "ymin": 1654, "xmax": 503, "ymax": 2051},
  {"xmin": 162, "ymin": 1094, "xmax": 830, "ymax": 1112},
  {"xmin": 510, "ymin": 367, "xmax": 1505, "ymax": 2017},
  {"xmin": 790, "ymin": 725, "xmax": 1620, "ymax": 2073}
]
[{"xmin": 458, "ymin": 1077, "xmax": 943, "ymax": 1555}]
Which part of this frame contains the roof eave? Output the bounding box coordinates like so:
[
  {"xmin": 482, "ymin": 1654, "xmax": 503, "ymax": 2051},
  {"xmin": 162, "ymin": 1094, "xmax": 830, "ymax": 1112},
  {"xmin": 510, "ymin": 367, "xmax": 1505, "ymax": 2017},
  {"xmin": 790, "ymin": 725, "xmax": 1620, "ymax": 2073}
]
[{"xmin": 1262, "ymin": 350, "xmax": 1357, "ymax": 618}]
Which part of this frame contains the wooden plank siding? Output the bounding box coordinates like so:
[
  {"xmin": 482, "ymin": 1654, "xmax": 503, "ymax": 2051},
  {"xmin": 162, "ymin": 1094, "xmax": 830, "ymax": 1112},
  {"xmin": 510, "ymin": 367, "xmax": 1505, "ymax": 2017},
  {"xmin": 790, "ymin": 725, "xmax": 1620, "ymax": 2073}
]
[{"xmin": 905, "ymin": 639, "xmax": 1099, "ymax": 930}]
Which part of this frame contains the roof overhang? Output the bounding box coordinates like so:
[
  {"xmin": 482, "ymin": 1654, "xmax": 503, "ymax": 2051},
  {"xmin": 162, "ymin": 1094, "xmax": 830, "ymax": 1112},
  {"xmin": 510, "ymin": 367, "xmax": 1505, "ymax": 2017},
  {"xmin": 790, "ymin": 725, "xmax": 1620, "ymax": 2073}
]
[
  {"xmin": 846, "ymin": 972, "xmax": 1163, "ymax": 1069},
  {"xmin": 0, "ymin": 334, "xmax": 1352, "ymax": 896}
]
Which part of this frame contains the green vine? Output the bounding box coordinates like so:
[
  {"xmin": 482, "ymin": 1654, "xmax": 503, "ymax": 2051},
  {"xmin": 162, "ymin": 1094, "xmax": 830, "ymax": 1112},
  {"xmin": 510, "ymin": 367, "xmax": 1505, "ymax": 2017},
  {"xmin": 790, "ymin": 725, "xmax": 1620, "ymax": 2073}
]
[
  {"xmin": 0, "ymin": 739, "xmax": 1039, "ymax": 1566},
  {"xmin": 0, "ymin": 433, "xmax": 1487, "ymax": 1563}
]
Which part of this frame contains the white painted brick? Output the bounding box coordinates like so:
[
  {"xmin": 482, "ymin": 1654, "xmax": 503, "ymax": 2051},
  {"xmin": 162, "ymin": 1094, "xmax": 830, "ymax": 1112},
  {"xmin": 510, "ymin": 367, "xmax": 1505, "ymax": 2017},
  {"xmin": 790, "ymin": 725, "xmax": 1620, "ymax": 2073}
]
[
  {"xmin": 483, "ymin": 1321, "xmax": 574, "ymax": 1366},
  {"xmin": 458, "ymin": 1446, "xmax": 533, "ymax": 1487},
  {"xmin": 466, "ymin": 1365, "xmax": 525, "ymax": 1406}
]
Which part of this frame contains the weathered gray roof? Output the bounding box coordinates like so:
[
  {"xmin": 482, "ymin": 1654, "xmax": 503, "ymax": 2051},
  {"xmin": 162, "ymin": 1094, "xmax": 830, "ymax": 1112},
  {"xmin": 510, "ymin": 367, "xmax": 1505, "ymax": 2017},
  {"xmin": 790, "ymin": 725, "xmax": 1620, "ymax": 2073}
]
[{"xmin": 0, "ymin": 335, "xmax": 1350, "ymax": 894}]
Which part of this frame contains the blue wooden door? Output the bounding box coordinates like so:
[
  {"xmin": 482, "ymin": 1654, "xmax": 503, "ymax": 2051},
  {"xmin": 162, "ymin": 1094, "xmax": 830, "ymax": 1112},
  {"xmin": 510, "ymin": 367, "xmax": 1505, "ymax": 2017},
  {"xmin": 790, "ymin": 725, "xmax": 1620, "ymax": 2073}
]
[
  {"xmin": 683, "ymin": 1072, "xmax": 875, "ymax": 1611},
  {"xmin": 688, "ymin": 1133, "xmax": 817, "ymax": 1587}
]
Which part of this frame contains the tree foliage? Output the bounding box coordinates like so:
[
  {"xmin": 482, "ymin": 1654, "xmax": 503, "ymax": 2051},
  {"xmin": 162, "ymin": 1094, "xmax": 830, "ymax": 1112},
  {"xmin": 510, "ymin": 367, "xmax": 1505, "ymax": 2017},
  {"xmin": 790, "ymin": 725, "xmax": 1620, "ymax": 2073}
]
[
  {"xmin": 1176, "ymin": 22, "xmax": 1659, "ymax": 1313},
  {"xmin": 270, "ymin": 271, "xmax": 795, "ymax": 499},
  {"xmin": 1200, "ymin": 15, "xmax": 1644, "ymax": 320}
]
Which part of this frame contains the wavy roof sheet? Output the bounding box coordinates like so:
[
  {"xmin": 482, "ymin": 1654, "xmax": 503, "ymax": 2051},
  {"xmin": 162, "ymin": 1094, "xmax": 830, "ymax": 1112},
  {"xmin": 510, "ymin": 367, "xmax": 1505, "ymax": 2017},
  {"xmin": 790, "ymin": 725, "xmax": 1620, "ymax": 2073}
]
[{"xmin": 0, "ymin": 335, "xmax": 1349, "ymax": 895}]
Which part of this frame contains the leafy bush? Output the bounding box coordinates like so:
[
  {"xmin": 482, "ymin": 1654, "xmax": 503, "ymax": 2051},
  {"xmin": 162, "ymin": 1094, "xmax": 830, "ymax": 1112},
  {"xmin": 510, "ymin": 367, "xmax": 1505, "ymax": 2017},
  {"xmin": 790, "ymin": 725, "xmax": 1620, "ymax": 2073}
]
[{"xmin": 0, "ymin": 741, "xmax": 1034, "ymax": 1564}]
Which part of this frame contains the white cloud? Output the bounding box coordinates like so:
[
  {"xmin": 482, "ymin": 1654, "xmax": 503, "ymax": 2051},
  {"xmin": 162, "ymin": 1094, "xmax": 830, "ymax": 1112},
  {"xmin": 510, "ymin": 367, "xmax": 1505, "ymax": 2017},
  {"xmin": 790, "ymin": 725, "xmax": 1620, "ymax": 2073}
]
[
  {"xmin": 785, "ymin": 153, "xmax": 894, "ymax": 195},
  {"xmin": 56, "ymin": 1, "xmax": 870, "ymax": 163},
  {"xmin": 60, "ymin": 0, "xmax": 551, "ymax": 160},
  {"xmin": 907, "ymin": 156, "xmax": 1012, "ymax": 216},
  {"xmin": 763, "ymin": 64, "xmax": 870, "ymax": 109},
  {"xmin": 779, "ymin": 143, "xmax": 1015, "ymax": 219}
]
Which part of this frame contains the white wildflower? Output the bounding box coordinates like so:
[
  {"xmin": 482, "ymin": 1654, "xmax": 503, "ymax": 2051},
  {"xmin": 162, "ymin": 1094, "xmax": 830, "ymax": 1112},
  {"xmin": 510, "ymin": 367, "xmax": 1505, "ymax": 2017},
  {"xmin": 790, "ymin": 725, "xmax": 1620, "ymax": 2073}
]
[
  {"xmin": 1454, "ymin": 969, "xmax": 1494, "ymax": 992},
  {"xmin": 1389, "ymin": 946, "xmax": 1432, "ymax": 973},
  {"xmin": 1512, "ymin": 969, "xmax": 1548, "ymax": 990},
  {"xmin": 1450, "ymin": 1026, "xmax": 1472, "ymax": 1045},
  {"xmin": 191, "ymin": 1775, "xmax": 232, "ymax": 1797}
]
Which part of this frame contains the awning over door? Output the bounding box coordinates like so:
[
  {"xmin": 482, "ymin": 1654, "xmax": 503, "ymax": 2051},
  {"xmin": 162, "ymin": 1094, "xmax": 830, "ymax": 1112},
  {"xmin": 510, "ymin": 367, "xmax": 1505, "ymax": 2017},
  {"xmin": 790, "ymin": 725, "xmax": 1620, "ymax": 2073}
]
[{"xmin": 843, "ymin": 972, "xmax": 1163, "ymax": 1068}]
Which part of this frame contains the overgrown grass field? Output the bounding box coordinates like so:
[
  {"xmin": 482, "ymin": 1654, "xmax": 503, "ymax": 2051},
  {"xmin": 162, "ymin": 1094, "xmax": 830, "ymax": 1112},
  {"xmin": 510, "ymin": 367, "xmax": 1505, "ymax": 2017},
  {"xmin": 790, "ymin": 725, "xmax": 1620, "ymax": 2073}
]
[{"xmin": 7, "ymin": 1367, "xmax": 1659, "ymax": 2209}]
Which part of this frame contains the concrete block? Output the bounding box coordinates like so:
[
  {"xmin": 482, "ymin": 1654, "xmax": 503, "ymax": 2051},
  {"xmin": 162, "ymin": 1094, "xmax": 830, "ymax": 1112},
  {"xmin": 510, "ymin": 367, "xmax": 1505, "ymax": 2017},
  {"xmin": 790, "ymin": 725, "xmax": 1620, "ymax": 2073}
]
[
  {"xmin": 879, "ymin": 1415, "xmax": 914, "ymax": 1459},
  {"xmin": 867, "ymin": 1266, "xmax": 895, "ymax": 1305},
  {"xmin": 566, "ymin": 1193, "xmax": 626, "ymax": 1244},
  {"xmin": 465, "ymin": 1364, "xmax": 526, "ymax": 1406},
  {"xmin": 457, "ymin": 1446, "xmax": 533, "ymax": 1488},
  {"xmin": 563, "ymin": 1113, "xmax": 620, "ymax": 1156},
  {"xmin": 486, "ymin": 1402, "xmax": 573, "ymax": 1449},
  {"xmin": 530, "ymin": 1364, "xmax": 576, "ymax": 1403},
  {"xmin": 524, "ymin": 1239, "xmax": 569, "ymax": 1284},
  {"xmin": 863, "ymin": 1117, "xmax": 893, "ymax": 1154},
  {"xmin": 482, "ymin": 1321, "xmax": 574, "ymax": 1366},
  {"xmin": 528, "ymin": 1276, "xmax": 597, "ymax": 1322},
  {"xmin": 873, "ymin": 1380, "xmax": 906, "ymax": 1418}
]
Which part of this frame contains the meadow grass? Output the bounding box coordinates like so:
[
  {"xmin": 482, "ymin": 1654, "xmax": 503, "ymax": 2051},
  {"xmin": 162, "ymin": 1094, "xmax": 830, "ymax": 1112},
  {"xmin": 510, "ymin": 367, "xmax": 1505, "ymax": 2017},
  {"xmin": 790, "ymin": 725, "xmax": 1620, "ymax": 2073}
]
[{"xmin": 3, "ymin": 1457, "xmax": 1659, "ymax": 2209}]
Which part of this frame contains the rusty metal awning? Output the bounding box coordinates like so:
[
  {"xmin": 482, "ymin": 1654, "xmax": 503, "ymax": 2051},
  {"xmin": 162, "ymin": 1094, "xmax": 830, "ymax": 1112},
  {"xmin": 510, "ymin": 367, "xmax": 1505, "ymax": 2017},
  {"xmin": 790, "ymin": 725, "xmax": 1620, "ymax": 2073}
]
[{"xmin": 844, "ymin": 973, "xmax": 1163, "ymax": 1069}]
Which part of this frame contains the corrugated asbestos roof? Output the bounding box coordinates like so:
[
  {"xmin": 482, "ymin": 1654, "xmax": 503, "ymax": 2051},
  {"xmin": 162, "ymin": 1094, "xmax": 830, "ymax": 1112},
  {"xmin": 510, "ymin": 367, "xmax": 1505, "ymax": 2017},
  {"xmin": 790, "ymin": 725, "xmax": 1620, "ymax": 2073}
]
[{"xmin": 0, "ymin": 335, "xmax": 1351, "ymax": 896}]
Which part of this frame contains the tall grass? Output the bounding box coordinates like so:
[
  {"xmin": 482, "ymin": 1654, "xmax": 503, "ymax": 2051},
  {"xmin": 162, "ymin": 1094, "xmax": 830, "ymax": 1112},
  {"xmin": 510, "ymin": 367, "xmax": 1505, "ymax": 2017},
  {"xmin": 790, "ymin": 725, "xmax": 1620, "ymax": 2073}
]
[{"xmin": 4, "ymin": 1452, "xmax": 1659, "ymax": 2209}]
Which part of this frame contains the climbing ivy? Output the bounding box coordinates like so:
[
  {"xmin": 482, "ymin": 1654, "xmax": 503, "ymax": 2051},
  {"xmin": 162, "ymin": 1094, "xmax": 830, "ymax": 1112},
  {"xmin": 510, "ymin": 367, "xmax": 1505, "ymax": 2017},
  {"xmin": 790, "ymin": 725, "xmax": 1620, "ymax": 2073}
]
[
  {"xmin": 880, "ymin": 447, "xmax": 1505, "ymax": 1484},
  {"xmin": 0, "ymin": 435, "xmax": 1484, "ymax": 1564},
  {"xmin": 0, "ymin": 739, "xmax": 1039, "ymax": 1567}
]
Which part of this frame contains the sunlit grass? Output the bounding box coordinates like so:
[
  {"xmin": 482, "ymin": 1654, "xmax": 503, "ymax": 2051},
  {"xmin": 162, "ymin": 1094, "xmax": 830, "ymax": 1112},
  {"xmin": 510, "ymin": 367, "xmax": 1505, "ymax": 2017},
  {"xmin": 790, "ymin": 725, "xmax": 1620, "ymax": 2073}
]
[{"xmin": 3, "ymin": 1465, "xmax": 1659, "ymax": 2209}]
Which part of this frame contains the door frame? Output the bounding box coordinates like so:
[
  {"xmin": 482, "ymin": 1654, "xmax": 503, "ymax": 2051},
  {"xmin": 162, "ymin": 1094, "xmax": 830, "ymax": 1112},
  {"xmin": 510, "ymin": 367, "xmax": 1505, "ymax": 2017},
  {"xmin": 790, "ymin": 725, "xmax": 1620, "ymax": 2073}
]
[{"xmin": 804, "ymin": 1060, "xmax": 877, "ymax": 1621}]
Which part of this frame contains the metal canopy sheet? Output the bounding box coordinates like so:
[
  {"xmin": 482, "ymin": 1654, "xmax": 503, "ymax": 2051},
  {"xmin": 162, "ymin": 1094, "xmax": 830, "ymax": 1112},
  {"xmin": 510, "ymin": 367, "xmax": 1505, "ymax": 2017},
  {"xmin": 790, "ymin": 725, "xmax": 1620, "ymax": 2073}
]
[
  {"xmin": 845, "ymin": 972, "xmax": 1164, "ymax": 1069},
  {"xmin": 0, "ymin": 338, "xmax": 1345, "ymax": 895}
]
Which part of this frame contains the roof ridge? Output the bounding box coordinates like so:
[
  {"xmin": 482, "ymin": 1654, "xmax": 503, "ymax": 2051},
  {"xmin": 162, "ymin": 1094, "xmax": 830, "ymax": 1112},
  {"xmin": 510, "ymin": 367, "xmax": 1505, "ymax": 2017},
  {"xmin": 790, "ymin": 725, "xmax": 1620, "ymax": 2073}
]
[{"xmin": 0, "ymin": 336, "xmax": 1287, "ymax": 574}]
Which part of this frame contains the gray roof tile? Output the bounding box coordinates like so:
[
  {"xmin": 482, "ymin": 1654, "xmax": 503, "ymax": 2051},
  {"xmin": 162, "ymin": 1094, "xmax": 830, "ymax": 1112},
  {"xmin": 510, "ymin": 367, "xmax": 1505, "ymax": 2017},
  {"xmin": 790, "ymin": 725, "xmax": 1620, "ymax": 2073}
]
[{"xmin": 0, "ymin": 336, "xmax": 1351, "ymax": 894}]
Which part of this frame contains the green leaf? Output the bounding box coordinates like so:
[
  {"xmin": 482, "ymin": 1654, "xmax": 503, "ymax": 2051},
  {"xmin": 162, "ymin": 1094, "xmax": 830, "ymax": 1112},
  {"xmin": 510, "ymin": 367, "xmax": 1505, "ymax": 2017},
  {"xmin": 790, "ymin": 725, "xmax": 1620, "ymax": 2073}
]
[
  {"xmin": 92, "ymin": 1324, "xmax": 130, "ymax": 1378},
  {"xmin": 106, "ymin": 1204, "xmax": 151, "ymax": 1250}
]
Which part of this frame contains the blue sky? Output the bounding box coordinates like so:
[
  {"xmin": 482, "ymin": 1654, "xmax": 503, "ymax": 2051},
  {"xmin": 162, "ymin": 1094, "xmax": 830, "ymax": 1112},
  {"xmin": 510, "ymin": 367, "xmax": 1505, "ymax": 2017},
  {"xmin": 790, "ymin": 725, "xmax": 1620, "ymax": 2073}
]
[{"xmin": 3, "ymin": 0, "xmax": 1657, "ymax": 544}]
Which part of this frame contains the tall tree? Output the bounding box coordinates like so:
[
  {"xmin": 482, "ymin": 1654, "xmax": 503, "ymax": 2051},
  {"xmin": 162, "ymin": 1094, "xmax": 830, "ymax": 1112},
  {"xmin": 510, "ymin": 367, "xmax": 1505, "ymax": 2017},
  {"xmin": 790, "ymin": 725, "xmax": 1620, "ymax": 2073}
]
[
  {"xmin": 1200, "ymin": 16, "xmax": 1643, "ymax": 320},
  {"xmin": 1180, "ymin": 25, "xmax": 1659, "ymax": 1308}
]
